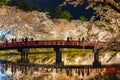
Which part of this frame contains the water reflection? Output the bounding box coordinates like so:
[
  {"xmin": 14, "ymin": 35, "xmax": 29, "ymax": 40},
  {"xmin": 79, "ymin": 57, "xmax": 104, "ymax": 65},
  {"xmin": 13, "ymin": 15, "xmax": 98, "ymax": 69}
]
[
  {"xmin": 0, "ymin": 63, "xmax": 118, "ymax": 80},
  {"xmin": 0, "ymin": 63, "xmax": 7, "ymax": 80}
]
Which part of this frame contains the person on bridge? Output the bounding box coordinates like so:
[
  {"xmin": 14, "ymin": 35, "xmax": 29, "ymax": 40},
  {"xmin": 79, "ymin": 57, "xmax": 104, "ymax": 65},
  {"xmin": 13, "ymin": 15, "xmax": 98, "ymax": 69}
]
[
  {"xmin": 12, "ymin": 38, "xmax": 14, "ymax": 43},
  {"xmin": 5, "ymin": 40, "xmax": 8, "ymax": 46},
  {"xmin": 31, "ymin": 38, "xmax": 33, "ymax": 41},
  {"xmin": 78, "ymin": 38, "xmax": 80, "ymax": 41},
  {"xmin": 82, "ymin": 37, "xmax": 84, "ymax": 41},
  {"xmin": 14, "ymin": 38, "xmax": 17, "ymax": 42},
  {"xmin": 67, "ymin": 37, "xmax": 70, "ymax": 41},
  {"xmin": 22, "ymin": 38, "xmax": 25, "ymax": 42},
  {"xmin": 25, "ymin": 37, "xmax": 28, "ymax": 42}
]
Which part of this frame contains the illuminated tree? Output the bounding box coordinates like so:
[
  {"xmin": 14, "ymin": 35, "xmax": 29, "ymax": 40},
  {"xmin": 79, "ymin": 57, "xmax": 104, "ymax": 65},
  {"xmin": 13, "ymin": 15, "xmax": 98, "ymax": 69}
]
[{"xmin": 0, "ymin": 0, "xmax": 10, "ymax": 6}]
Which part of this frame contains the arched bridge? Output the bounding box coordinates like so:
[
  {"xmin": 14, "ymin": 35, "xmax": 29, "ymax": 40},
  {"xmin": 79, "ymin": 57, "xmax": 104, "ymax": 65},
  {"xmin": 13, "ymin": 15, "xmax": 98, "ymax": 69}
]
[{"xmin": 0, "ymin": 39, "xmax": 105, "ymax": 67}]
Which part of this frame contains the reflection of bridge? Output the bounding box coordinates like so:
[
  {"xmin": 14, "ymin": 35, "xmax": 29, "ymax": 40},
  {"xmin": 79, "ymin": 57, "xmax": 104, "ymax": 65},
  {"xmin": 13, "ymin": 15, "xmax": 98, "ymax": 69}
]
[
  {"xmin": 0, "ymin": 39, "xmax": 102, "ymax": 67},
  {"xmin": 2, "ymin": 60, "xmax": 120, "ymax": 69},
  {"xmin": 1, "ymin": 60, "xmax": 120, "ymax": 74}
]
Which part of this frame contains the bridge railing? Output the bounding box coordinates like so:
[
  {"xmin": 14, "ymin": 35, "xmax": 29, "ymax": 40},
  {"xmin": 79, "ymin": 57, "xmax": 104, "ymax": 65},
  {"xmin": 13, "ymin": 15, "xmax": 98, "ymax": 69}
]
[
  {"xmin": 25, "ymin": 40, "xmax": 99, "ymax": 47},
  {"xmin": 0, "ymin": 40, "xmax": 99, "ymax": 49}
]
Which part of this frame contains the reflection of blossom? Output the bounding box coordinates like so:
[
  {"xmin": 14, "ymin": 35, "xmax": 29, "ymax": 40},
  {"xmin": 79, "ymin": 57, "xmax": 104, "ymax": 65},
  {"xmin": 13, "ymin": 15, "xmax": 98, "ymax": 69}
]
[
  {"xmin": 75, "ymin": 57, "xmax": 79, "ymax": 64},
  {"xmin": 51, "ymin": 69, "xmax": 57, "ymax": 80},
  {"xmin": 0, "ymin": 66, "xmax": 7, "ymax": 80},
  {"xmin": 6, "ymin": 68, "xmax": 12, "ymax": 79},
  {"xmin": 64, "ymin": 59, "xmax": 67, "ymax": 64}
]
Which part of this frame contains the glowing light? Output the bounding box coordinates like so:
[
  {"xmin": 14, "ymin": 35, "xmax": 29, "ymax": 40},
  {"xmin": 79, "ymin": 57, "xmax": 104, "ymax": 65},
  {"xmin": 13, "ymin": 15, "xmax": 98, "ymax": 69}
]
[
  {"xmin": 0, "ymin": 64, "xmax": 7, "ymax": 79},
  {"xmin": 75, "ymin": 57, "xmax": 79, "ymax": 64}
]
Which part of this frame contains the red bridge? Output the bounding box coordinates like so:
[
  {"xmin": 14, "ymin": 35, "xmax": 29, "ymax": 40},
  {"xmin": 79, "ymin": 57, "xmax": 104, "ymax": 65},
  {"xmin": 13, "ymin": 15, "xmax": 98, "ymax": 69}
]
[{"xmin": 0, "ymin": 39, "xmax": 104, "ymax": 67}]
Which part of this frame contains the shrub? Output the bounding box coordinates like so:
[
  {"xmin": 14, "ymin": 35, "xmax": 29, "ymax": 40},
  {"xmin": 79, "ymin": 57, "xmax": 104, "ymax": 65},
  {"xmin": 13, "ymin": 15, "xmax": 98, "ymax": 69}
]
[
  {"xmin": 0, "ymin": 0, "xmax": 10, "ymax": 6},
  {"xmin": 79, "ymin": 15, "xmax": 88, "ymax": 21}
]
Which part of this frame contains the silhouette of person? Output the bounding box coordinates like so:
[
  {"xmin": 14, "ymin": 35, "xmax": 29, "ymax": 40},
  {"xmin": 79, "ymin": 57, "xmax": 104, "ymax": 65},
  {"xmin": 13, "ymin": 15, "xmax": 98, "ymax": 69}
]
[
  {"xmin": 67, "ymin": 37, "xmax": 70, "ymax": 41},
  {"xmin": 82, "ymin": 37, "xmax": 84, "ymax": 41},
  {"xmin": 5, "ymin": 40, "xmax": 8, "ymax": 46},
  {"xmin": 25, "ymin": 37, "xmax": 28, "ymax": 42},
  {"xmin": 22, "ymin": 38, "xmax": 24, "ymax": 42},
  {"xmin": 12, "ymin": 38, "xmax": 14, "ymax": 42},
  {"xmin": 78, "ymin": 38, "xmax": 80, "ymax": 41},
  {"xmin": 14, "ymin": 38, "xmax": 17, "ymax": 42},
  {"xmin": 31, "ymin": 38, "xmax": 33, "ymax": 41}
]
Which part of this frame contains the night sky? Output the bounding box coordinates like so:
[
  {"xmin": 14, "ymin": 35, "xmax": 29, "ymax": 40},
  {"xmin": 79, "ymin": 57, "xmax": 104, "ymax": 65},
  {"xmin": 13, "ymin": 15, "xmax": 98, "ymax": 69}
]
[{"xmin": 26, "ymin": 0, "xmax": 95, "ymax": 19}]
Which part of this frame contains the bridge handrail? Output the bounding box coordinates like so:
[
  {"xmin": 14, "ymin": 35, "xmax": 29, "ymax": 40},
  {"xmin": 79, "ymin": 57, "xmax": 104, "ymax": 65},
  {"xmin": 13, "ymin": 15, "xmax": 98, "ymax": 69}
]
[{"xmin": 0, "ymin": 40, "xmax": 100, "ymax": 49}]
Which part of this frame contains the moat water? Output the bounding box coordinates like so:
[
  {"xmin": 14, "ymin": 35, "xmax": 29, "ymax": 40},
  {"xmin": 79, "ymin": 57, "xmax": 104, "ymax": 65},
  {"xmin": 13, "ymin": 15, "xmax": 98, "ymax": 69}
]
[{"xmin": 0, "ymin": 54, "xmax": 119, "ymax": 80}]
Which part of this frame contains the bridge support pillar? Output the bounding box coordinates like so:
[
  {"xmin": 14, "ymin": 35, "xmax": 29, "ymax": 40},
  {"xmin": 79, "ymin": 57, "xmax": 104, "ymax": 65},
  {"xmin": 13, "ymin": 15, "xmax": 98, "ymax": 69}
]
[
  {"xmin": 21, "ymin": 49, "xmax": 25, "ymax": 63},
  {"xmin": 24, "ymin": 49, "xmax": 29, "ymax": 62},
  {"xmin": 18, "ymin": 49, "xmax": 29, "ymax": 63},
  {"xmin": 93, "ymin": 48, "xmax": 101, "ymax": 67},
  {"xmin": 54, "ymin": 48, "xmax": 64, "ymax": 67}
]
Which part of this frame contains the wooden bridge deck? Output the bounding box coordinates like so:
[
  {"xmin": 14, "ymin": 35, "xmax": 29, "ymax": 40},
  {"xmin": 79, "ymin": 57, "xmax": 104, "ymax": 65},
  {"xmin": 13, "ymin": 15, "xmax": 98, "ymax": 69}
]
[{"xmin": 0, "ymin": 40, "xmax": 100, "ymax": 50}]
